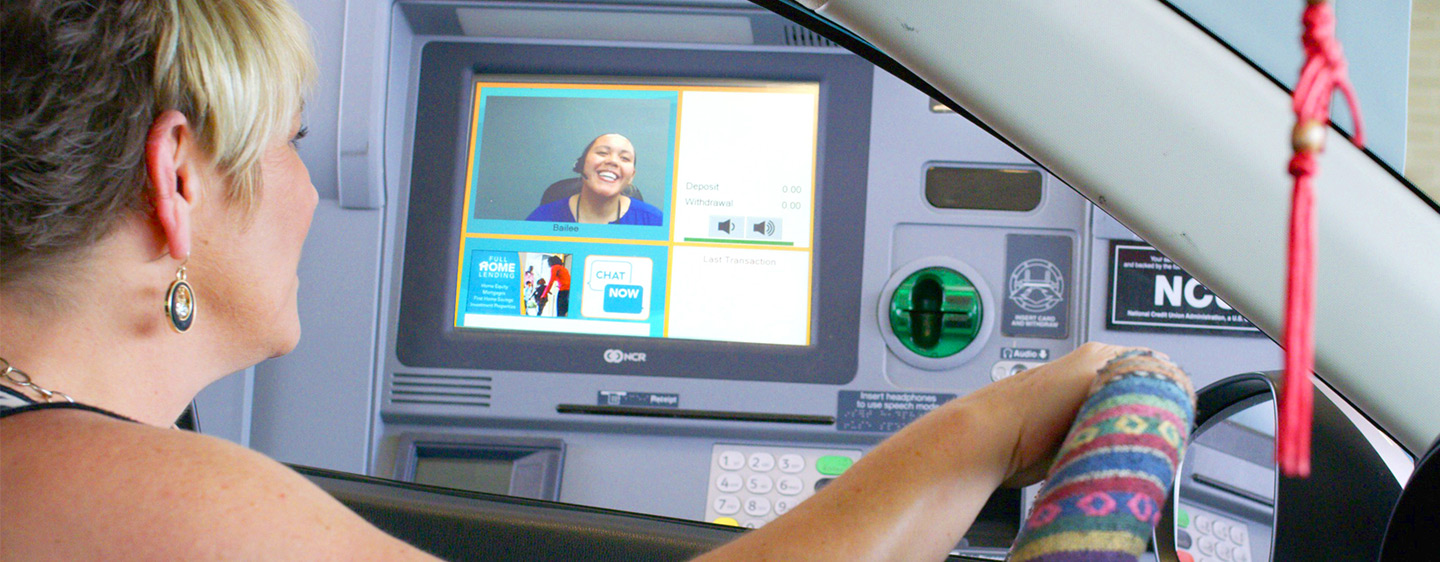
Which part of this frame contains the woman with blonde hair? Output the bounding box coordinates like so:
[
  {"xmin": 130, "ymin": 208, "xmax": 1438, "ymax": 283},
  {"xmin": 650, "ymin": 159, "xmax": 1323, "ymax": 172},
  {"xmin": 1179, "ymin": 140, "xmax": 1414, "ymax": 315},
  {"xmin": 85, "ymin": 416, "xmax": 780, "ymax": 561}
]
[{"xmin": 0, "ymin": 1, "xmax": 1148, "ymax": 559}]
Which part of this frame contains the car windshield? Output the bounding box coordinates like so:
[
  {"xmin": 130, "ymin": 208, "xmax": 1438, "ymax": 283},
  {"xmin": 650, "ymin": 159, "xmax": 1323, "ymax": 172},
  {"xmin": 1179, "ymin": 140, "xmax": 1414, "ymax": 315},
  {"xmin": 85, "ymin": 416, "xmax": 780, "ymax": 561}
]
[
  {"xmin": 1166, "ymin": 0, "xmax": 1438, "ymax": 209},
  {"xmin": 173, "ymin": 1, "xmax": 1437, "ymax": 559}
]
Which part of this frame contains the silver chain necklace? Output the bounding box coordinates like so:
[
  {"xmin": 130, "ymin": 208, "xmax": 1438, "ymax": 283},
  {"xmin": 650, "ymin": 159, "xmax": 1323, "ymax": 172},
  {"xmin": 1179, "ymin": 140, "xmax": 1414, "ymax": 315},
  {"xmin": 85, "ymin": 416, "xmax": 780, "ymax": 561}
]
[{"xmin": 0, "ymin": 356, "xmax": 74, "ymax": 403}]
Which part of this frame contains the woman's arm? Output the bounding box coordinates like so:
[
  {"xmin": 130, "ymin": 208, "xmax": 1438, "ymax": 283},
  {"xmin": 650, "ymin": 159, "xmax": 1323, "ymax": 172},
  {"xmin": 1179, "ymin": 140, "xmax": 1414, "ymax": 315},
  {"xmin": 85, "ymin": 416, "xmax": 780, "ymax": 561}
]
[
  {"xmin": 0, "ymin": 408, "xmax": 440, "ymax": 561},
  {"xmin": 695, "ymin": 342, "xmax": 1132, "ymax": 561},
  {"xmin": 0, "ymin": 343, "xmax": 1131, "ymax": 561}
]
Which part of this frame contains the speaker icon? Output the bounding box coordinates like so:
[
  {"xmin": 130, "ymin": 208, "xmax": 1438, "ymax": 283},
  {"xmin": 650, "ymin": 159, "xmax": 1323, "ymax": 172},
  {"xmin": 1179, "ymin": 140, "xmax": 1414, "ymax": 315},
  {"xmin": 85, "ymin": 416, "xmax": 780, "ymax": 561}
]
[
  {"xmin": 717, "ymin": 219, "xmax": 735, "ymax": 234},
  {"xmin": 752, "ymin": 220, "xmax": 776, "ymax": 237}
]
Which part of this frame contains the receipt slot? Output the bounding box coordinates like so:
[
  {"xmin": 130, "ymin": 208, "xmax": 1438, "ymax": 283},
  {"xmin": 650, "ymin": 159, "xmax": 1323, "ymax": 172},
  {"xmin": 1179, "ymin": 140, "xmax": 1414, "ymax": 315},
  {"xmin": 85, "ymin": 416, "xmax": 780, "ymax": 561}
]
[{"xmin": 888, "ymin": 267, "xmax": 982, "ymax": 357}]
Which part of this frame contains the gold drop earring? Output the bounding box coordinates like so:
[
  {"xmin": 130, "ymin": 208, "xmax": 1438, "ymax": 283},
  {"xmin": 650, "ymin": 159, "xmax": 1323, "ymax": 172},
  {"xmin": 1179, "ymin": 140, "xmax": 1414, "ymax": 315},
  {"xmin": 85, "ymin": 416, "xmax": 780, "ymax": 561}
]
[{"xmin": 165, "ymin": 260, "xmax": 196, "ymax": 333}]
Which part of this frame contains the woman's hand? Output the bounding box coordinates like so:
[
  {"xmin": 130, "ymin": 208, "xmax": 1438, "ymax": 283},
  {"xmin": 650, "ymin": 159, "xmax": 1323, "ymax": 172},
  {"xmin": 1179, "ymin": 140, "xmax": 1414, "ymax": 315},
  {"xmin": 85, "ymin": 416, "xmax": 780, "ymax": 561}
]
[{"xmin": 953, "ymin": 342, "xmax": 1137, "ymax": 487}]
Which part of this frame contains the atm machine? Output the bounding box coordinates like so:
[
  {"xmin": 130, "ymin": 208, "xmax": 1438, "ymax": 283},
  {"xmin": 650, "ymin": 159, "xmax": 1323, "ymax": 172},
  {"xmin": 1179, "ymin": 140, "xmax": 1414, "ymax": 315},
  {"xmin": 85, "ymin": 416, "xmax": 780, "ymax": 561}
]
[
  {"xmin": 363, "ymin": 1, "xmax": 1287, "ymax": 554},
  {"xmin": 195, "ymin": 0, "xmax": 1412, "ymax": 559}
]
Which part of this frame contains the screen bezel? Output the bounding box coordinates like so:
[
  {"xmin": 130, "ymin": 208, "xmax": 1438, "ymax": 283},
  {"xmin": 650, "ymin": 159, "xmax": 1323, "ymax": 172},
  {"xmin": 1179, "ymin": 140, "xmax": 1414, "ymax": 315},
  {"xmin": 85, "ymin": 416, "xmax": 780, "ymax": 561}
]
[{"xmin": 396, "ymin": 41, "xmax": 870, "ymax": 384}]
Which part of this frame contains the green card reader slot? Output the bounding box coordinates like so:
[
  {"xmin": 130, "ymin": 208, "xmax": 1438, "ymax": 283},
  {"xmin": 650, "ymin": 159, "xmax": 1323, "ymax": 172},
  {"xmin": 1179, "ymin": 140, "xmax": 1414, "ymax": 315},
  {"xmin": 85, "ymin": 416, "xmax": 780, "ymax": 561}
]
[{"xmin": 888, "ymin": 267, "xmax": 982, "ymax": 358}]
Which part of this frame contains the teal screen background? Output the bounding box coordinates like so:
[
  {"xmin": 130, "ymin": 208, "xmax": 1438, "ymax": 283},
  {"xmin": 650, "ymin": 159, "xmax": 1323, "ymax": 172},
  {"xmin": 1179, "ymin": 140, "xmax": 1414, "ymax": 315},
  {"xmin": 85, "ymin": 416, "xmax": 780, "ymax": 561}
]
[{"xmin": 468, "ymin": 87, "xmax": 677, "ymax": 236}]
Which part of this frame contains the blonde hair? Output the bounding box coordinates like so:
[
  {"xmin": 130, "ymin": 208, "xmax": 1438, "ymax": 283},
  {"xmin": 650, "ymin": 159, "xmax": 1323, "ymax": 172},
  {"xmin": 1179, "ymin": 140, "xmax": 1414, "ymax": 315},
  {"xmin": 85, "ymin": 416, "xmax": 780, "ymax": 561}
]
[
  {"xmin": 155, "ymin": 0, "xmax": 317, "ymax": 210},
  {"xmin": 1, "ymin": 0, "xmax": 316, "ymax": 288}
]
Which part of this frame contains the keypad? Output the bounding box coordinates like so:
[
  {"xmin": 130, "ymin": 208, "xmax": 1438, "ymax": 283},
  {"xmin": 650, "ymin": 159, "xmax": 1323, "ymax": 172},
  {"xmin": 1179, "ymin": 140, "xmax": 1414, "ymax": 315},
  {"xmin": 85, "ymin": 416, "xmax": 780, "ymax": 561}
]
[
  {"xmin": 706, "ymin": 444, "xmax": 862, "ymax": 527},
  {"xmin": 1176, "ymin": 505, "xmax": 1255, "ymax": 562}
]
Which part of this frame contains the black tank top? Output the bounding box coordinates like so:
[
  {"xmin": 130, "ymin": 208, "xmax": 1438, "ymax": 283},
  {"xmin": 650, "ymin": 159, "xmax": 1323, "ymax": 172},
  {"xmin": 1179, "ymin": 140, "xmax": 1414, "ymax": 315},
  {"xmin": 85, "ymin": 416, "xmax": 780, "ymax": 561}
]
[{"xmin": 0, "ymin": 386, "xmax": 138, "ymax": 422}]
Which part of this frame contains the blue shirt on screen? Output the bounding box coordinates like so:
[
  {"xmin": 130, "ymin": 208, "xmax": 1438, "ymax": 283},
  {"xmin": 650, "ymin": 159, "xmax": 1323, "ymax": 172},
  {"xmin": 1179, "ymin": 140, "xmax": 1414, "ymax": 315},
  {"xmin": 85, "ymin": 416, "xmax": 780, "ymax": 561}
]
[{"xmin": 526, "ymin": 198, "xmax": 663, "ymax": 226}]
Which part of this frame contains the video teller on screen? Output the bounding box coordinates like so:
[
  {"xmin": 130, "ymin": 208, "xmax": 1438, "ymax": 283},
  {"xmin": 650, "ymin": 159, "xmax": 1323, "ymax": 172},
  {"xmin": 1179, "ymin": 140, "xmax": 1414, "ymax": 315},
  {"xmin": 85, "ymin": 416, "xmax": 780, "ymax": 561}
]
[{"xmin": 525, "ymin": 133, "xmax": 663, "ymax": 226}]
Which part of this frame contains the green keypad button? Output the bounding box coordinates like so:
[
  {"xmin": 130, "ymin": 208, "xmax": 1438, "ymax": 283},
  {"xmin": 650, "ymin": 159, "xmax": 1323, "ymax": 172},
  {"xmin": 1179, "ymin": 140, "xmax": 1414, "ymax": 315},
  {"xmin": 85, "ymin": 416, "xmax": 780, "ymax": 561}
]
[
  {"xmin": 816, "ymin": 455, "xmax": 854, "ymax": 476},
  {"xmin": 1178, "ymin": 507, "xmax": 1191, "ymax": 528}
]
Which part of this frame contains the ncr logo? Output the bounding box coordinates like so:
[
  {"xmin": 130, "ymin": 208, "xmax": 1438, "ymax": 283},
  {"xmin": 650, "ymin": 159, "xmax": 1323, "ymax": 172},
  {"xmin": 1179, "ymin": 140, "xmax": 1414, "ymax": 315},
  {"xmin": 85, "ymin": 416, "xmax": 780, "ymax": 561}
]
[{"xmin": 603, "ymin": 349, "xmax": 647, "ymax": 364}]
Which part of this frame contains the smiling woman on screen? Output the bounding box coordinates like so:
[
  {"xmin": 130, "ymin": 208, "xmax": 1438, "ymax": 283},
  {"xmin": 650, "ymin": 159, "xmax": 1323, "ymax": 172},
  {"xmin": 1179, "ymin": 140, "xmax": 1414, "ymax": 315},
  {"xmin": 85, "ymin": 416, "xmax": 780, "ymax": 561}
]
[{"xmin": 526, "ymin": 133, "xmax": 663, "ymax": 226}]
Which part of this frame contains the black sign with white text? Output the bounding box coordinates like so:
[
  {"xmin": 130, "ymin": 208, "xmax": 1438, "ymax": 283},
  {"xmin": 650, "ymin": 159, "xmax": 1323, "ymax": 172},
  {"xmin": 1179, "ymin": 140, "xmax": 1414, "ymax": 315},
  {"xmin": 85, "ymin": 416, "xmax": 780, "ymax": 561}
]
[
  {"xmin": 1107, "ymin": 241, "xmax": 1259, "ymax": 336},
  {"xmin": 1002, "ymin": 234, "xmax": 1072, "ymax": 339}
]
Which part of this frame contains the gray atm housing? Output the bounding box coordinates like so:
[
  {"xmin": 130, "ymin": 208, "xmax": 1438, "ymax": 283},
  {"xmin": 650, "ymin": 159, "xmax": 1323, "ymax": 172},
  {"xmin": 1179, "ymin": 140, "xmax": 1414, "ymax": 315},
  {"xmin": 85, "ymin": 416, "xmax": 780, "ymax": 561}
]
[{"xmin": 365, "ymin": 0, "xmax": 1285, "ymax": 523}]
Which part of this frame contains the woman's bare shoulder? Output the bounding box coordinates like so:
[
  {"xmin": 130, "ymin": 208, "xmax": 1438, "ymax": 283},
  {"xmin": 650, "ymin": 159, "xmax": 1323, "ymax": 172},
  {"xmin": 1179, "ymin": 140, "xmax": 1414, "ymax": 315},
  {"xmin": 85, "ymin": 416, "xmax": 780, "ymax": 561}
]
[{"xmin": 0, "ymin": 408, "xmax": 435, "ymax": 561}]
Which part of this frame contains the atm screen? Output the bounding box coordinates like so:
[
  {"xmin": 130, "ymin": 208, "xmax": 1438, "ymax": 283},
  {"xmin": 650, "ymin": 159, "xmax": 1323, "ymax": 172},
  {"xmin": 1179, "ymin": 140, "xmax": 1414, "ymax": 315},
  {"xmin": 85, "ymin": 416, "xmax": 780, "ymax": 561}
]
[
  {"xmin": 395, "ymin": 42, "xmax": 870, "ymax": 383},
  {"xmin": 453, "ymin": 78, "xmax": 820, "ymax": 346}
]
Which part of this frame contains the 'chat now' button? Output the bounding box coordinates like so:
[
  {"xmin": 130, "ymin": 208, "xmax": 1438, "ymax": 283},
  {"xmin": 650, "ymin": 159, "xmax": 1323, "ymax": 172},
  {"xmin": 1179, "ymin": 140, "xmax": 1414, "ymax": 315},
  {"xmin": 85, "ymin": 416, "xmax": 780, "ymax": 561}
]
[{"xmin": 603, "ymin": 284, "xmax": 645, "ymax": 314}]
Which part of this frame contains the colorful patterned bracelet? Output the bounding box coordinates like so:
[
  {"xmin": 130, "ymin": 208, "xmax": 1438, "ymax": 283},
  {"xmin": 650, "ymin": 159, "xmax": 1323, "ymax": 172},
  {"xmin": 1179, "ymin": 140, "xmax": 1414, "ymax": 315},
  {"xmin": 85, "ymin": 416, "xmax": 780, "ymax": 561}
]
[{"xmin": 1009, "ymin": 349, "xmax": 1196, "ymax": 562}]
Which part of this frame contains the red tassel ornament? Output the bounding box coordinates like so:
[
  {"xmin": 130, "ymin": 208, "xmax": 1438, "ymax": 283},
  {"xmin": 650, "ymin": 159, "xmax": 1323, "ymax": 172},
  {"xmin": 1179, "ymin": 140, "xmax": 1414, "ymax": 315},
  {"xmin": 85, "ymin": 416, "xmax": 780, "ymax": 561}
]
[{"xmin": 1279, "ymin": 0, "xmax": 1364, "ymax": 478}]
